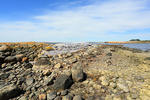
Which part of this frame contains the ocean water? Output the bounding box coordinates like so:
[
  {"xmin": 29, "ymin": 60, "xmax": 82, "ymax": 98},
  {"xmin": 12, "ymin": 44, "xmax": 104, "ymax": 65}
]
[{"xmin": 102, "ymin": 43, "xmax": 150, "ymax": 51}]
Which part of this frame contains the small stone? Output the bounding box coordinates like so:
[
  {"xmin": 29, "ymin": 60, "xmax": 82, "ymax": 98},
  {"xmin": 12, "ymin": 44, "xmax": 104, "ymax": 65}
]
[
  {"xmin": 39, "ymin": 94, "xmax": 47, "ymax": 100},
  {"xmin": 23, "ymin": 63, "xmax": 33, "ymax": 69},
  {"xmin": 117, "ymin": 83, "xmax": 129, "ymax": 92},
  {"xmin": 62, "ymin": 95, "xmax": 73, "ymax": 100},
  {"xmin": 69, "ymin": 58, "xmax": 77, "ymax": 63},
  {"xmin": 47, "ymin": 92, "xmax": 57, "ymax": 100},
  {"xmin": 54, "ymin": 63, "xmax": 62, "ymax": 69},
  {"xmin": 99, "ymin": 76, "xmax": 109, "ymax": 86},
  {"xmin": 22, "ymin": 57, "xmax": 28, "ymax": 62},
  {"xmin": 109, "ymin": 82, "xmax": 117, "ymax": 89},
  {"xmin": 43, "ymin": 69, "xmax": 51, "ymax": 76},
  {"xmin": 26, "ymin": 78, "xmax": 35, "ymax": 86},
  {"xmin": 73, "ymin": 95, "xmax": 82, "ymax": 100},
  {"xmin": 1, "ymin": 63, "xmax": 6, "ymax": 68},
  {"xmin": 44, "ymin": 72, "xmax": 56, "ymax": 85},
  {"xmin": 106, "ymin": 53, "xmax": 112, "ymax": 56}
]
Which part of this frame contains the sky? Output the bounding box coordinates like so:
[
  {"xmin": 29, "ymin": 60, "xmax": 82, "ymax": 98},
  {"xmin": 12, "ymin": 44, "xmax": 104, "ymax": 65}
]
[{"xmin": 0, "ymin": 0, "xmax": 150, "ymax": 42}]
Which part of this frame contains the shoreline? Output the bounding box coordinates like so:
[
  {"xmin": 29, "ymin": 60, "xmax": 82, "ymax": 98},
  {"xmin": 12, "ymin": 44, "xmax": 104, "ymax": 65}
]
[{"xmin": 0, "ymin": 43, "xmax": 150, "ymax": 100}]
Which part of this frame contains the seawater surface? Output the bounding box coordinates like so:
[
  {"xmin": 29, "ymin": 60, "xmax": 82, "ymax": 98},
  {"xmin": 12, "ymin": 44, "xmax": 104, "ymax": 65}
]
[{"xmin": 102, "ymin": 43, "xmax": 150, "ymax": 51}]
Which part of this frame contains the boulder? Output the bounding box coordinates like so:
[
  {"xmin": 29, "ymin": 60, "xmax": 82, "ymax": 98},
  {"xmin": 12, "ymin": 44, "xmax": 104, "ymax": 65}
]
[
  {"xmin": 4, "ymin": 56, "xmax": 16, "ymax": 63},
  {"xmin": 32, "ymin": 57, "xmax": 51, "ymax": 72},
  {"xmin": 71, "ymin": 63, "xmax": 84, "ymax": 82},
  {"xmin": 0, "ymin": 84, "xmax": 22, "ymax": 100},
  {"xmin": 52, "ymin": 74, "xmax": 73, "ymax": 91},
  {"xmin": 15, "ymin": 54, "xmax": 24, "ymax": 61},
  {"xmin": 34, "ymin": 57, "xmax": 50, "ymax": 66},
  {"xmin": 0, "ymin": 45, "xmax": 12, "ymax": 52}
]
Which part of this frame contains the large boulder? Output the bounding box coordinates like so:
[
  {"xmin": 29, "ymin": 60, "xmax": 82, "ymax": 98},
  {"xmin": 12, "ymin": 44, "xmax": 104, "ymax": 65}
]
[
  {"xmin": 52, "ymin": 74, "xmax": 73, "ymax": 91},
  {"xmin": 71, "ymin": 63, "xmax": 84, "ymax": 82},
  {"xmin": 0, "ymin": 84, "xmax": 23, "ymax": 100}
]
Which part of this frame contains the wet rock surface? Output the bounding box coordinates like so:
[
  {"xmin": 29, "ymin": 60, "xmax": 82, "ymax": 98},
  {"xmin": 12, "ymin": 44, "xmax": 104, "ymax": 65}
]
[{"xmin": 0, "ymin": 43, "xmax": 150, "ymax": 100}]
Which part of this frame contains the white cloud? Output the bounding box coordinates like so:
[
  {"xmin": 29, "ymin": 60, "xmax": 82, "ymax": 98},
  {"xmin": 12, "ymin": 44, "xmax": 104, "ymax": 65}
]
[{"xmin": 0, "ymin": 0, "xmax": 150, "ymax": 42}]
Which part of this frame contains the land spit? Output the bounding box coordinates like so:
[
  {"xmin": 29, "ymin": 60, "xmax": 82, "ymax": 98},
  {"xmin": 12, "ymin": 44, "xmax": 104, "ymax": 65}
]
[{"xmin": 0, "ymin": 42, "xmax": 150, "ymax": 100}]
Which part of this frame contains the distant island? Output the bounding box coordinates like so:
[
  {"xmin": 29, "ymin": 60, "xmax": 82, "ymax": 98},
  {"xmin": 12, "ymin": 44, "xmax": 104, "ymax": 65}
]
[{"xmin": 105, "ymin": 39, "xmax": 150, "ymax": 43}]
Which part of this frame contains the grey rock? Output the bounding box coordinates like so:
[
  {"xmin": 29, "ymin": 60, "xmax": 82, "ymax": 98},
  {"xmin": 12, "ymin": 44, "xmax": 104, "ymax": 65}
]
[
  {"xmin": 4, "ymin": 56, "xmax": 16, "ymax": 62},
  {"xmin": 61, "ymin": 90, "xmax": 68, "ymax": 96},
  {"xmin": 34, "ymin": 57, "xmax": 51, "ymax": 66},
  {"xmin": 69, "ymin": 58, "xmax": 77, "ymax": 63},
  {"xmin": 73, "ymin": 95, "xmax": 82, "ymax": 100},
  {"xmin": 53, "ymin": 74, "xmax": 73, "ymax": 91},
  {"xmin": 44, "ymin": 71, "xmax": 56, "ymax": 86},
  {"xmin": 62, "ymin": 95, "xmax": 73, "ymax": 100},
  {"xmin": 0, "ymin": 73, "xmax": 10, "ymax": 80},
  {"xmin": 117, "ymin": 83, "xmax": 129, "ymax": 92},
  {"xmin": 71, "ymin": 63, "xmax": 84, "ymax": 82},
  {"xmin": 106, "ymin": 53, "xmax": 112, "ymax": 56},
  {"xmin": 26, "ymin": 77, "xmax": 35, "ymax": 86},
  {"xmin": 47, "ymin": 92, "xmax": 57, "ymax": 100},
  {"xmin": 0, "ymin": 84, "xmax": 22, "ymax": 100},
  {"xmin": 15, "ymin": 54, "xmax": 24, "ymax": 61},
  {"xmin": 23, "ymin": 63, "xmax": 33, "ymax": 69}
]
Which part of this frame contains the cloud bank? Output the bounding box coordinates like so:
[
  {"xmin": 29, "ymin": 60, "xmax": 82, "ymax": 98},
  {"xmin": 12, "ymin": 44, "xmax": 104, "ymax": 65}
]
[{"xmin": 0, "ymin": 0, "xmax": 150, "ymax": 42}]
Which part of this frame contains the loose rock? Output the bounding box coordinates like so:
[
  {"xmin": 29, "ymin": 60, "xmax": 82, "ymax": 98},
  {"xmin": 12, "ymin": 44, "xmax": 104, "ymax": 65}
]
[{"xmin": 71, "ymin": 63, "xmax": 84, "ymax": 82}]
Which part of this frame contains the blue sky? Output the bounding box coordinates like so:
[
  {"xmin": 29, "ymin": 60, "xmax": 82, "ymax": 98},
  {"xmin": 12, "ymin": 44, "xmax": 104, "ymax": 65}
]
[{"xmin": 0, "ymin": 0, "xmax": 150, "ymax": 42}]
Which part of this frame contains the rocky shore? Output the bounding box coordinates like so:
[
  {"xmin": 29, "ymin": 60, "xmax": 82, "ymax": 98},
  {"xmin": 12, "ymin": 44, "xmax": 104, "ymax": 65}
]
[{"xmin": 0, "ymin": 42, "xmax": 150, "ymax": 100}]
